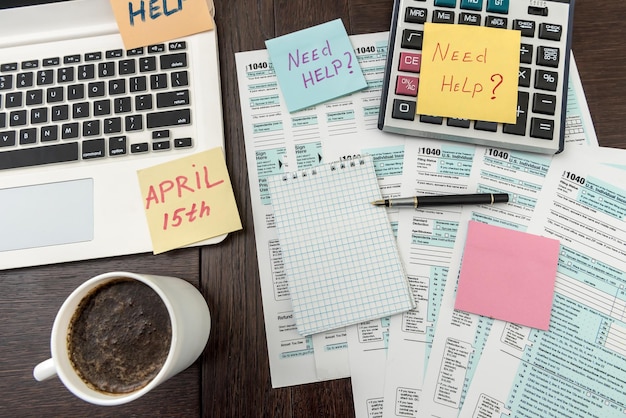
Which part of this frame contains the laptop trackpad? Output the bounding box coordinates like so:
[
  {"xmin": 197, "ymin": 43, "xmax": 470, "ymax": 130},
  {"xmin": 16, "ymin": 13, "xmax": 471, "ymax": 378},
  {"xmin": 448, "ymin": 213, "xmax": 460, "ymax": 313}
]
[{"xmin": 0, "ymin": 179, "xmax": 94, "ymax": 252}]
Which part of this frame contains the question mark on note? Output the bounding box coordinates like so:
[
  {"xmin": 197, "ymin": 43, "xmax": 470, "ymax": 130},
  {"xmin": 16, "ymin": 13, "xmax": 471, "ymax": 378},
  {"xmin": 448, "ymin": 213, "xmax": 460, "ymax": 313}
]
[
  {"xmin": 344, "ymin": 51, "xmax": 354, "ymax": 74},
  {"xmin": 490, "ymin": 74, "xmax": 503, "ymax": 99}
]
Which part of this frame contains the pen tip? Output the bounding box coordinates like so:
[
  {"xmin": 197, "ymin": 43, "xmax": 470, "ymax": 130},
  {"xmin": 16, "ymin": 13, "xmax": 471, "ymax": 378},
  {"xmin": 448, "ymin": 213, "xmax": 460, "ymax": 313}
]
[{"xmin": 371, "ymin": 200, "xmax": 384, "ymax": 206}]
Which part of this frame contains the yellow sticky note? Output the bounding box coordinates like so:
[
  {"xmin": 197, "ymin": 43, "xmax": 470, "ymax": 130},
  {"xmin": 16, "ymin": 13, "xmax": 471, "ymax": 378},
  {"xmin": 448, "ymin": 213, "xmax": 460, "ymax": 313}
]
[
  {"xmin": 417, "ymin": 23, "xmax": 520, "ymax": 124},
  {"xmin": 137, "ymin": 148, "xmax": 242, "ymax": 254},
  {"xmin": 109, "ymin": 0, "xmax": 214, "ymax": 50}
]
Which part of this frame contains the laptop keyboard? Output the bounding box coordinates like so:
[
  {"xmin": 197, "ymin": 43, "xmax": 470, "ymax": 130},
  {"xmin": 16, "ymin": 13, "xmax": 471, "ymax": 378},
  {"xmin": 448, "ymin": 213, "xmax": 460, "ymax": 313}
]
[{"xmin": 0, "ymin": 41, "xmax": 194, "ymax": 171}]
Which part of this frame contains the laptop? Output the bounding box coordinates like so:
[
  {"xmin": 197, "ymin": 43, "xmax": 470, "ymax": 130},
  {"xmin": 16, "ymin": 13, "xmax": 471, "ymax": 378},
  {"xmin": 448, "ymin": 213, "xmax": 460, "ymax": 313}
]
[{"xmin": 0, "ymin": 0, "xmax": 226, "ymax": 270}]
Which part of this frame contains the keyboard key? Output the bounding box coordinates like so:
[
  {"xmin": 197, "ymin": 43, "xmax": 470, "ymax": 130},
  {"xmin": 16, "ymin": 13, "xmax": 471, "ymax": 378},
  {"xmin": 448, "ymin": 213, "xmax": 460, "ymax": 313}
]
[
  {"xmin": 513, "ymin": 20, "xmax": 536, "ymax": 37},
  {"xmin": 30, "ymin": 108, "xmax": 48, "ymax": 124},
  {"xmin": 135, "ymin": 94, "xmax": 153, "ymax": 111},
  {"xmin": 153, "ymin": 140, "xmax": 171, "ymax": 151},
  {"xmin": 433, "ymin": 10, "xmax": 455, "ymax": 24},
  {"xmin": 130, "ymin": 76, "xmax": 147, "ymax": 92},
  {"xmin": 0, "ymin": 113, "xmax": 5, "ymax": 129},
  {"xmin": 40, "ymin": 126, "xmax": 58, "ymax": 142},
  {"xmin": 160, "ymin": 53, "xmax": 188, "ymax": 70},
  {"xmin": 486, "ymin": 0, "xmax": 508, "ymax": 14},
  {"xmin": 0, "ymin": 75, "xmax": 13, "ymax": 90},
  {"xmin": 88, "ymin": 81, "xmax": 106, "ymax": 98},
  {"xmin": 85, "ymin": 52, "xmax": 102, "ymax": 61},
  {"xmin": 139, "ymin": 57, "xmax": 157, "ymax": 72},
  {"xmin": 485, "ymin": 15, "xmax": 507, "ymax": 29},
  {"xmin": 406, "ymin": 7, "xmax": 428, "ymax": 24},
  {"xmin": 57, "ymin": 67, "xmax": 74, "ymax": 83},
  {"xmin": 68, "ymin": 85, "xmax": 85, "ymax": 100},
  {"xmin": 6, "ymin": 92, "xmax": 23, "ymax": 108},
  {"xmin": 78, "ymin": 64, "xmax": 95, "ymax": 80},
  {"xmin": 169, "ymin": 41, "xmax": 187, "ymax": 51},
  {"xmin": 82, "ymin": 120, "xmax": 100, "ymax": 137},
  {"xmin": 72, "ymin": 102, "xmax": 90, "ymax": 119},
  {"xmin": 42, "ymin": 57, "xmax": 60, "ymax": 66},
  {"xmin": 503, "ymin": 91, "xmax": 529, "ymax": 136},
  {"xmin": 532, "ymin": 93, "xmax": 557, "ymax": 115},
  {"xmin": 125, "ymin": 115, "xmax": 143, "ymax": 131},
  {"xmin": 109, "ymin": 79, "xmax": 126, "ymax": 95},
  {"xmin": 460, "ymin": 0, "xmax": 482, "ymax": 11},
  {"xmin": 530, "ymin": 117, "xmax": 554, "ymax": 139},
  {"xmin": 1, "ymin": 63, "xmax": 18, "ymax": 72},
  {"xmin": 151, "ymin": 73, "xmax": 168, "ymax": 90},
  {"xmin": 0, "ymin": 142, "xmax": 78, "ymax": 170},
  {"xmin": 82, "ymin": 139, "xmax": 105, "ymax": 159},
  {"xmin": 94, "ymin": 99, "xmax": 111, "ymax": 116},
  {"xmin": 0, "ymin": 131, "xmax": 16, "ymax": 147},
  {"xmin": 106, "ymin": 49, "xmax": 123, "ymax": 59},
  {"xmin": 9, "ymin": 110, "xmax": 27, "ymax": 127},
  {"xmin": 174, "ymin": 138, "xmax": 193, "ymax": 148},
  {"xmin": 109, "ymin": 136, "xmax": 127, "ymax": 156},
  {"xmin": 539, "ymin": 23, "xmax": 563, "ymax": 41},
  {"xmin": 21, "ymin": 60, "xmax": 39, "ymax": 70},
  {"xmin": 47, "ymin": 87, "xmax": 64, "ymax": 103},
  {"xmin": 114, "ymin": 97, "xmax": 132, "ymax": 114},
  {"xmin": 127, "ymin": 47, "xmax": 144, "ymax": 56},
  {"xmin": 52, "ymin": 105, "xmax": 69, "ymax": 121},
  {"xmin": 535, "ymin": 70, "xmax": 558, "ymax": 91},
  {"xmin": 17, "ymin": 72, "xmax": 34, "ymax": 88},
  {"xmin": 391, "ymin": 99, "xmax": 416, "ymax": 121},
  {"xmin": 171, "ymin": 71, "xmax": 189, "ymax": 87},
  {"xmin": 536, "ymin": 46, "xmax": 560, "ymax": 68},
  {"xmin": 157, "ymin": 90, "xmax": 190, "ymax": 108},
  {"xmin": 64, "ymin": 55, "xmax": 81, "ymax": 64},
  {"xmin": 148, "ymin": 44, "xmax": 166, "ymax": 54},
  {"xmin": 147, "ymin": 109, "xmax": 192, "ymax": 128},
  {"xmin": 119, "ymin": 59, "xmax": 136, "ymax": 75},
  {"xmin": 98, "ymin": 62, "xmax": 115, "ymax": 78},
  {"xmin": 104, "ymin": 117, "xmax": 122, "ymax": 134},
  {"xmin": 37, "ymin": 70, "xmax": 54, "ymax": 86},
  {"xmin": 26, "ymin": 89, "xmax": 43, "ymax": 105},
  {"xmin": 401, "ymin": 29, "xmax": 424, "ymax": 50},
  {"xmin": 152, "ymin": 130, "xmax": 170, "ymax": 139},
  {"xmin": 131, "ymin": 143, "xmax": 149, "ymax": 153},
  {"xmin": 61, "ymin": 122, "xmax": 79, "ymax": 139},
  {"xmin": 20, "ymin": 128, "xmax": 37, "ymax": 145}
]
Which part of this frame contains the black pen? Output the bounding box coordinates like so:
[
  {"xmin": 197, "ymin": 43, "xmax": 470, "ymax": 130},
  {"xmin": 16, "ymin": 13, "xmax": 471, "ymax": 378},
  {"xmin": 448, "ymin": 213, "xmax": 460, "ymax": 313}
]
[{"xmin": 371, "ymin": 193, "xmax": 509, "ymax": 208}]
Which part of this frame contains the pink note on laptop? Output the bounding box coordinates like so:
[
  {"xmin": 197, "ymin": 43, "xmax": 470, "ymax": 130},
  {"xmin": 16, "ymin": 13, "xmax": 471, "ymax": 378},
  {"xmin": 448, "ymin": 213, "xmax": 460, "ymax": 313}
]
[{"xmin": 454, "ymin": 220, "xmax": 560, "ymax": 330}]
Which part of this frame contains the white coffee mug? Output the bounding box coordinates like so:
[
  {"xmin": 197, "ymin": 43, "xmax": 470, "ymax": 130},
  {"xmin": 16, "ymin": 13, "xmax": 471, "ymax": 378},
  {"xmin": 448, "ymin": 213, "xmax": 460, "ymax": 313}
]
[{"xmin": 33, "ymin": 271, "xmax": 211, "ymax": 406}]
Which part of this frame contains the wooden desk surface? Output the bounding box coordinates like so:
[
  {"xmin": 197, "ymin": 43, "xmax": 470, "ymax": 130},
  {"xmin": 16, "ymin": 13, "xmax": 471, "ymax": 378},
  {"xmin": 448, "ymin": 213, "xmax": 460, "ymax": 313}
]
[{"xmin": 1, "ymin": 0, "xmax": 624, "ymax": 416}]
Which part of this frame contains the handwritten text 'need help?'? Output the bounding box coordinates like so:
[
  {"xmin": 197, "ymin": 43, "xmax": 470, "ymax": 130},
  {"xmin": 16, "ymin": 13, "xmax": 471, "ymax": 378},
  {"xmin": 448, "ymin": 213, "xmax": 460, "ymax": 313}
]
[
  {"xmin": 109, "ymin": 0, "xmax": 214, "ymax": 49},
  {"xmin": 265, "ymin": 19, "xmax": 368, "ymax": 113}
]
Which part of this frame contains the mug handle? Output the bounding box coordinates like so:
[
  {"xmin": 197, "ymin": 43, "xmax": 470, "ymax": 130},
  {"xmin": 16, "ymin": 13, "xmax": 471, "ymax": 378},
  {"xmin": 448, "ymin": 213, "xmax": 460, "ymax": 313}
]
[{"xmin": 33, "ymin": 358, "xmax": 57, "ymax": 381}]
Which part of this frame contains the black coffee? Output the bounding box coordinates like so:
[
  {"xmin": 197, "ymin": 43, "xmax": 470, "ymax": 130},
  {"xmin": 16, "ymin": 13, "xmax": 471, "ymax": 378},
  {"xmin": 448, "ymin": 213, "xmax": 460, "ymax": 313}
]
[{"xmin": 67, "ymin": 278, "xmax": 172, "ymax": 394}]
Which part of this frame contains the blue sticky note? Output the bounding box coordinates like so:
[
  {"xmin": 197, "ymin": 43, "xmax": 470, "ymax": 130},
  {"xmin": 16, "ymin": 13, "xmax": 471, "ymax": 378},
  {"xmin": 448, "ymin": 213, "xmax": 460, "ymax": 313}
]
[{"xmin": 265, "ymin": 19, "xmax": 368, "ymax": 112}]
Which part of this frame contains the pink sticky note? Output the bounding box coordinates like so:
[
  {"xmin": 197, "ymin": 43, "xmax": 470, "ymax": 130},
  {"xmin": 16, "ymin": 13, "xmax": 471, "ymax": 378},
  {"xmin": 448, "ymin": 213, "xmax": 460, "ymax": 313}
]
[{"xmin": 454, "ymin": 220, "xmax": 560, "ymax": 330}]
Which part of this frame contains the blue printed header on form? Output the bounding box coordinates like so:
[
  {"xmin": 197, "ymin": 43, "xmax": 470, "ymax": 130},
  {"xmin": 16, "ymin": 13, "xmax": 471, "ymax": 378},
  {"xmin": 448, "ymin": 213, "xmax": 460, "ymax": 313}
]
[{"xmin": 265, "ymin": 19, "xmax": 368, "ymax": 113}]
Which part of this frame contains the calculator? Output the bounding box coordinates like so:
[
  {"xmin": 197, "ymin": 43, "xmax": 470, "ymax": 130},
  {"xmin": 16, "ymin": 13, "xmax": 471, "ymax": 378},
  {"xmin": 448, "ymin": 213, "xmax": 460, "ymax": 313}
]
[{"xmin": 378, "ymin": 0, "xmax": 575, "ymax": 154}]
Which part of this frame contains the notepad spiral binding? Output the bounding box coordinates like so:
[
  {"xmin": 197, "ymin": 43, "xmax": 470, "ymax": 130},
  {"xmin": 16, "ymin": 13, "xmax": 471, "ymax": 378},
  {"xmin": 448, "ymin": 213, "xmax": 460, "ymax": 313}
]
[{"xmin": 280, "ymin": 158, "xmax": 367, "ymax": 182}]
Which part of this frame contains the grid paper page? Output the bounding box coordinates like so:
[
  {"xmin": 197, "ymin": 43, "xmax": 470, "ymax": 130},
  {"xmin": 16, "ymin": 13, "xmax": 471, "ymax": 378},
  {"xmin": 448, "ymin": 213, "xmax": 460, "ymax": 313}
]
[{"xmin": 268, "ymin": 156, "xmax": 414, "ymax": 336}]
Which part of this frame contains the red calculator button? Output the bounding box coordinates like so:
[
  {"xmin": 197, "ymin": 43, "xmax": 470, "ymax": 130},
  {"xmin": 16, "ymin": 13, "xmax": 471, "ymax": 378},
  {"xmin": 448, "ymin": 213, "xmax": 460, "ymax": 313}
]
[
  {"xmin": 396, "ymin": 75, "xmax": 419, "ymax": 96},
  {"xmin": 398, "ymin": 52, "xmax": 422, "ymax": 73}
]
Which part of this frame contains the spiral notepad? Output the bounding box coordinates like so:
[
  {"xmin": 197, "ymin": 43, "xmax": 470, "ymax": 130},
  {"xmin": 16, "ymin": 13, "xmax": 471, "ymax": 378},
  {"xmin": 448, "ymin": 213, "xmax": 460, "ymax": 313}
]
[{"xmin": 267, "ymin": 155, "xmax": 414, "ymax": 336}]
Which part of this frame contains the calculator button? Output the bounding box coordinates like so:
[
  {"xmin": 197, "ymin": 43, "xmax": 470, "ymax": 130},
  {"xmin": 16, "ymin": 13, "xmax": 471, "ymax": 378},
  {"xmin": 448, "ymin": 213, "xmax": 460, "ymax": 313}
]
[
  {"xmin": 539, "ymin": 23, "xmax": 563, "ymax": 41},
  {"xmin": 503, "ymin": 91, "xmax": 529, "ymax": 136},
  {"xmin": 460, "ymin": 0, "xmax": 483, "ymax": 11},
  {"xmin": 513, "ymin": 20, "xmax": 536, "ymax": 37},
  {"xmin": 474, "ymin": 120, "xmax": 498, "ymax": 132},
  {"xmin": 520, "ymin": 44, "xmax": 533, "ymax": 64},
  {"xmin": 401, "ymin": 29, "xmax": 424, "ymax": 50},
  {"xmin": 536, "ymin": 46, "xmax": 560, "ymax": 68},
  {"xmin": 486, "ymin": 0, "xmax": 508, "ymax": 14},
  {"xmin": 528, "ymin": 6, "xmax": 549, "ymax": 17},
  {"xmin": 518, "ymin": 67, "xmax": 531, "ymax": 87},
  {"xmin": 459, "ymin": 13, "xmax": 481, "ymax": 26},
  {"xmin": 485, "ymin": 15, "xmax": 508, "ymax": 29},
  {"xmin": 405, "ymin": 7, "xmax": 428, "ymax": 24},
  {"xmin": 535, "ymin": 70, "xmax": 558, "ymax": 91},
  {"xmin": 530, "ymin": 118, "xmax": 554, "ymax": 139},
  {"xmin": 396, "ymin": 75, "xmax": 419, "ymax": 97},
  {"xmin": 398, "ymin": 52, "xmax": 422, "ymax": 73},
  {"xmin": 433, "ymin": 10, "xmax": 455, "ymax": 24},
  {"xmin": 434, "ymin": 0, "xmax": 456, "ymax": 7},
  {"xmin": 447, "ymin": 118, "xmax": 471, "ymax": 128},
  {"xmin": 392, "ymin": 99, "xmax": 416, "ymax": 121},
  {"xmin": 420, "ymin": 115, "xmax": 444, "ymax": 125},
  {"xmin": 532, "ymin": 93, "xmax": 557, "ymax": 115}
]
